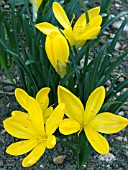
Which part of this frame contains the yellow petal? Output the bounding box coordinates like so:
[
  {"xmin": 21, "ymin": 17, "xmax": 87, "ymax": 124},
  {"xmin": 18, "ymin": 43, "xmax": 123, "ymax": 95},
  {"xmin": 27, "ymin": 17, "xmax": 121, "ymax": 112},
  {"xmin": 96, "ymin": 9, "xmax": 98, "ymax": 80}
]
[
  {"xmin": 58, "ymin": 86, "xmax": 84, "ymax": 123},
  {"xmin": 78, "ymin": 27, "xmax": 101, "ymax": 41},
  {"xmin": 46, "ymin": 103, "xmax": 65, "ymax": 136},
  {"xmin": 43, "ymin": 106, "xmax": 53, "ymax": 124},
  {"xmin": 11, "ymin": 113, "xmax": 34, "ymax": 128},
  {"xmin": 11, "ymin": 111, "xmax": 33, "ymax": 128},
  {"xmin": 45, "ymin": 35, "xmax": 56, "ymax": 69},
  {"xmin": 46, "ymin": 135, "xmax": 56, "ymax": 149},
  {"xmin": 6, "ymin": 139, "xmax": 38, "ymax": 156},
  {"xmin": 88, "ymin": 7, "xmax": 100, "ymax": 20},
  {"xmin": 22, "ymin": 141, "xmax": 46, "ymax": 167},
  {"xmin": 63, "ymin": 28, "xmax": 76, "ymax": 46},
  {"xmin": 59, "ymin": 118, "xmax": 81, "ymax": 135},
  {"xmin": 27, "ymin": 97, "xmax": 44, "ymax": 134},
  {"xmin": 36, "ymin": 0, "xmax": 42, "ymax": 10},
  {"xmin": 30, "ymin": 0, "xmax": 42, "ymax": 12},
  {"xmin": 36, "ymin": 87, "xmax": 50, "ymax": 112},
  {"xmin": 89, "ymin": 112, "xmax": 128, "ymax": 134},
  {"xmin": 15, "ymin": 88, "xmax": 29, "ymax": 111},
  {"xmin": 11, "ymin": 110, "xmax": 29, "ymax": 119},
  {"xmin": 89, "ymin": 15, "xmax": 102, "ymax": 27},
  {"xmin": 77, "ymin": 15, "xmax": 102, "ymax": 41},
  {"xmin": 84, "ymin": 127, "xmax": 109, "ymax": 154},
  {"xmin": 75, "ymin": 40, "xmax": 86, "ymax": 49},
  {"xmin": 45, "ymin": 34, "xmax": 69, "ymax": 71},
  {"xmin": 35, "ymin": 22, "xmax": 59, "ymax": 35},
  {"xmin": 73, "ymin": 13, "xmax": 86, "ymax": 33},
  {"xmin": 51, "ymin": 34, "xmax": 69, "ymax": 66},
  {"xmin": 53, "ymin": 2, "xmax": 71, "ymax": 29},
  {"xmin": 84, "ymin": 86, "xmax": 105, "ymax": 124},
  {"xmin": 3, "ymin": 117, "xmax": 37, "ymax": 139}
]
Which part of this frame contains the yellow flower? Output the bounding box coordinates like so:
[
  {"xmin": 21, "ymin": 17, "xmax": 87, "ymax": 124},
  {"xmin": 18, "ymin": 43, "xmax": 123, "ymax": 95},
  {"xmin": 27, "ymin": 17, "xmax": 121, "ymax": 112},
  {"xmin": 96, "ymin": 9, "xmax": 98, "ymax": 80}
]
[
  {"xmin": 14, "ymin": 87, "xmax": 52, "ymax": 123},
  {"xmin": 30, "ymin": 0, "xmax": 42, "ymax": 12},
  {"xmin": 58, "ymin": 86, "xmax": 128, "ymax": 154},
  {"xmin": 35, "ymin": 23, "xmax": 69, "ymax": 78},
  {"xmin": 3, "ymin": 97, "xmax": 65, "ymax": 167},
  {"xmin": 30, "ymin": 0, "xmax": 43, "ymax": 21},
  {"xmin": 53, "ymin": 2, "xmax": 102, "ymax": 48}
]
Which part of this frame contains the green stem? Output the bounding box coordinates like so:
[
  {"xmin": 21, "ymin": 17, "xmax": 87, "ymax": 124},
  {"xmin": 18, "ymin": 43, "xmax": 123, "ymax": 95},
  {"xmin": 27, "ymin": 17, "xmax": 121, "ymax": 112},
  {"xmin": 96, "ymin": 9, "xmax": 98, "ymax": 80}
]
[
  {"xmin": 0, "ymin": 57, "xmax": 15, "ymax": 84},
  {"xmin": 76, "ymin": 132, "xmax": 92, "ymax": 169},
  {"xmin": 110, "ymin": 143, "xmax": 128, "ymax": 151},
  {"xmin": 70, "ymin": 47, "xmax": 82, "ymax": 97},
  {"xmin": 79, "ymin": 0, "xmax": 89, "ymax": 24}
]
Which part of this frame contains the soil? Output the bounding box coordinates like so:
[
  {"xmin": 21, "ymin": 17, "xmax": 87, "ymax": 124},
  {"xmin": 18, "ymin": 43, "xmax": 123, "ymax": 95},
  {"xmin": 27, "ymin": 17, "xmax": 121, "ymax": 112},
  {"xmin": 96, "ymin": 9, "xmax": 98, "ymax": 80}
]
[{"xmin": 0, "ymin": 0, "xmax": 128, "ymax": 170}]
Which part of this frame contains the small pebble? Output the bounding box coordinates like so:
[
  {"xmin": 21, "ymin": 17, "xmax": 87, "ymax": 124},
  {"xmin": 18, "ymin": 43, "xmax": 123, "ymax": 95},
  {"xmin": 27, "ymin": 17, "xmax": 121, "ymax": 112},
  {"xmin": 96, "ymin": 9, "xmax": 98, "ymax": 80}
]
[
  {"xmin": 116, "ymin": 92, "xmax": 120, "ymax": 97},
  {"xmin": 115, "ymin": 136, "xmax": 123, "ymax": 141},
  {"xmin": 112, "ymin": 21, "xmax": 128, "ymax": 32},
  {"xmin": 99, "ymin": 153, "xmax": 116, "ymax": 163},
  {"xmin": 123, "ymin": 136, "xmax": 127, "ymax": 142},
  {"xmin": 118, "ymin": 111, "xmax": 124, "ymax": 116},
  {"xmin": 53, "ymin": 155, "xmax": 66, "ymax": 164},
  {"xmin": 115, "ymin": 3, "xmax": 121, "ymax": 8},
  {"xmin": 39, "ymin": 164, "xmax": 45, "ymax": 169},
  {"xmin": 118, "ymin": 77, "xmax": 125, "ymax": 82},
  {"xmin": 4, "ymin": 5, "xmax": 10, "ymax": 9},
  {"xmin": 106, "ymin": 80, "xmax": 111, "ymax": 86},
  {"xmin": 115, "ymin": 42, "xmax": 121, "ymax": 50}
]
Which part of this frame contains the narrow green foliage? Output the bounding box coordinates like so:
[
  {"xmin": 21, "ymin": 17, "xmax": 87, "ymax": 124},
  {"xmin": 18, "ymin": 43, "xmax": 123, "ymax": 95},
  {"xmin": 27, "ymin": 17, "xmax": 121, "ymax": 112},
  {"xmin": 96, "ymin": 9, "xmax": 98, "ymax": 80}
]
[
  {"xmin": 110, "ymin": 143, "xmax": 128, "ymax": 152},
  {"xmin": 109, "ymin": 90, "xmax": 128, "ymax": 113}
]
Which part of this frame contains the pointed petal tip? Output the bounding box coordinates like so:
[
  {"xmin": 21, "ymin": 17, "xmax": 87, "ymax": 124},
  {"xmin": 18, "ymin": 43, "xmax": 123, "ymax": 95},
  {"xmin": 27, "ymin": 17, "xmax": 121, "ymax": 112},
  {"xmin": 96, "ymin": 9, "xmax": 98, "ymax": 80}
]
[
  {"xmin": 46, "ymin": 135, "xmax": 56, "ymax": 149},
  {"xmin": 15, "ymin": 88, "xmax": 23, "ymax": 95},
  {"xmin": 96, "ymin": 86, "xmax": 106, "ymax": 96},
  {"xmin": 52, "ymin": 1, "xmax": 71, "ymax": 29},
  {"xmin": 58, "ymin": 85, "xmax": 67, "ymax": 92}
]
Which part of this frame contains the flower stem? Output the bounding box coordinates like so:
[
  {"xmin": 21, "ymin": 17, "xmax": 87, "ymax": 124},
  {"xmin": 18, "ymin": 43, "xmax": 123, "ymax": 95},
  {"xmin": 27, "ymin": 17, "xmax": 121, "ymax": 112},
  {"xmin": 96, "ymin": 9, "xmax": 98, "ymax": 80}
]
[{"xmin": 79, "ymin": 0, "xmax": 89, "ymax": 24}]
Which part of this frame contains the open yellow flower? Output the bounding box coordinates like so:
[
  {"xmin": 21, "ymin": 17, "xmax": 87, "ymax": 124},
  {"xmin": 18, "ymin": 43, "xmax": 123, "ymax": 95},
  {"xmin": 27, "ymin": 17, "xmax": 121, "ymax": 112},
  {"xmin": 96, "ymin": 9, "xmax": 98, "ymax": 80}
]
[
  {"xmin": 53, "ymin": 2, "xmax": 102, "ymax": 47},
  {"xmin": 14, "ymin": 87, "xmax": 53, "ymax": 123},
  {"xmin": 3, "ymin": 97, "xmax": 65, "ymax": 167},
  {"xmin": 30, "ymin": 0, "xmax": 43, "ymax": 21},
  {"xmin": 35, "ymin": 23, "xmax": 69, "ymax": 77},
  {"xmin": 58, "ymin": 86, "xmax": 128, "ymax": 154}
]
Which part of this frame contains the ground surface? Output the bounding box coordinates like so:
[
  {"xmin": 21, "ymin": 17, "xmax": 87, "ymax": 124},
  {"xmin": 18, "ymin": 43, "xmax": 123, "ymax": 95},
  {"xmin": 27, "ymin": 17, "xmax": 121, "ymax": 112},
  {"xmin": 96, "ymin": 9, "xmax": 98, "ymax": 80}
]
[{"xmin": 0, "ymin": 0, "xmax": 128, "ymax": 169}]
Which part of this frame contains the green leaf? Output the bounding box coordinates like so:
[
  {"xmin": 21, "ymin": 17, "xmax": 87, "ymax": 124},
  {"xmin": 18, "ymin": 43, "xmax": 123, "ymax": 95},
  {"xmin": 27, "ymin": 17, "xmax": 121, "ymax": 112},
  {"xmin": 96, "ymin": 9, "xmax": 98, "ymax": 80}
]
[
  {"xmin": 104, "ymin": 52, "xmax": 127, "ymax": 80},
  {"xmin": 0, "ymin": 37, "xmax": 38, "ymax": 91},
  {"xmin": 76, "ymin": 41, "xmax": 90, "ymax": 64},
  {"xmin": 99, "ymin": 11, "xmax": 128, "ymax": 36},
  {"xmin": 0, "ymin": 81, "xmax": 16, "ymax": 87},
  {"xmin": 89, "ymin": 40, "xmax": 112, "ymax": 91},
  {"xmin": 60, "ymin": 66, "xmax": 82, "ymax": 86},
  {"xmin": 108, "ymin": 17, "xmax": 128, "ymax": 54},
  {"xmin": 78, "ymin": 132, "xmax": 92, "ymax": 167},
  {"xmin": 114, "ymin": 79, "xmax": 128, "ymax": 92},
  {"xmin": 106, "ymin": 78, "xmax": 128, "ymax": 101},
  {"xmin": 79, "ymin": 0, "xmax": 89, "ymax": 23},
  {"xmin": 110, "ymin": 143, "xmax": 128, "ymax": 151},
  {"xmin": 102, "ymin": 101, "xmax": 122, "ymax": 110},
  {"xmin": 7, "ymin": 0, "xmax": 26, "ymax": 6},
  {"xmin": 79, "ymin": 144, "xmax": 92, "ymax": 167},
  {"xmin": 109, "ymin": 90, "xmax": 128, "ymax": 113},
  {"xmin": 25, "ymin": 59, "xmax": 36, "ymax": 65},
  {"xmin": 0, "ymin": 11, "xmax": 7, "ymax": 38},
  {"xmin": 65, "ymin": 0, "xmax": 80, "ymax": 20}
]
